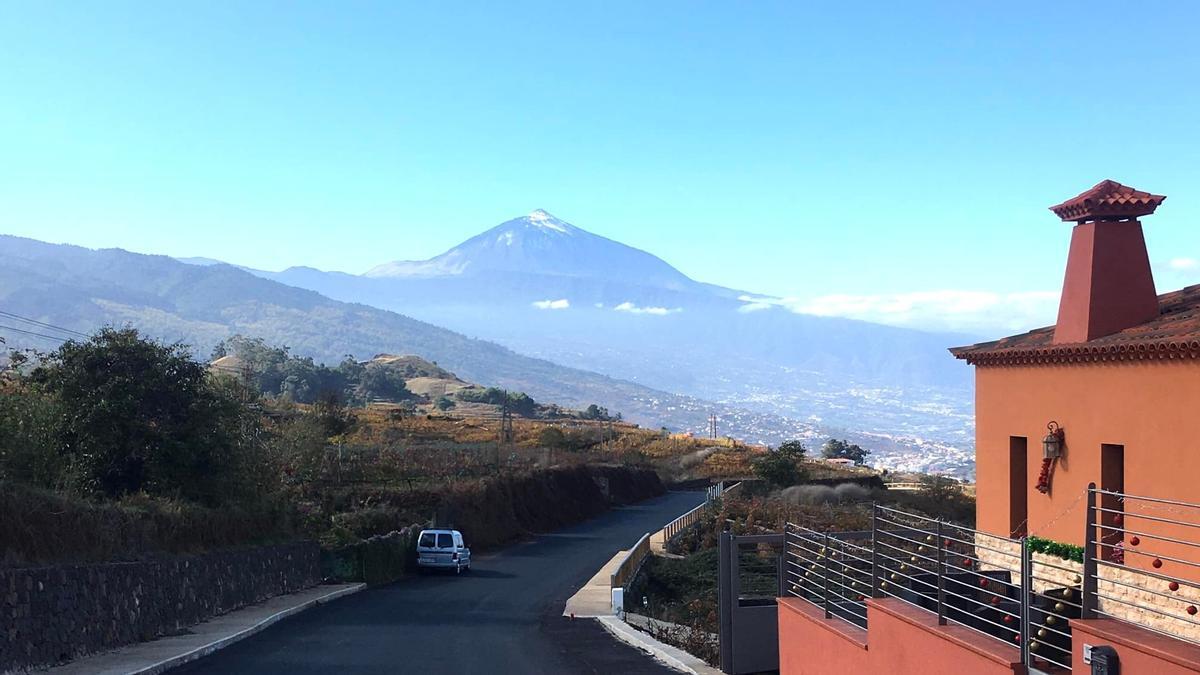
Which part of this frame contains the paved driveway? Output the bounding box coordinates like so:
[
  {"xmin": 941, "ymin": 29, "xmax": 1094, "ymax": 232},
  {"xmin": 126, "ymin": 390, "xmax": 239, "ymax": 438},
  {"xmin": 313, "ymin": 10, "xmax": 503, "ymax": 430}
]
[{"xmin": 174, "ymin": 491, "xmax": 706, "ymax": 674}]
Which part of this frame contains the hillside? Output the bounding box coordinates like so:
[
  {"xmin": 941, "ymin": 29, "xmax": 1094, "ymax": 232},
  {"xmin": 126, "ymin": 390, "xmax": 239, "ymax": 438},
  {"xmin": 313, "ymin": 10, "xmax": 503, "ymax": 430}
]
[
  {"xmin": 251, "ymin": 210, "xmax": 976, "ymax": 453},
  {"xmin": 0, "ymin": 235, "xmax": 808, "ymax": 445},
  {"xmin": 0, "ymin": 234, "xmax": 976, "ymax": 475}
]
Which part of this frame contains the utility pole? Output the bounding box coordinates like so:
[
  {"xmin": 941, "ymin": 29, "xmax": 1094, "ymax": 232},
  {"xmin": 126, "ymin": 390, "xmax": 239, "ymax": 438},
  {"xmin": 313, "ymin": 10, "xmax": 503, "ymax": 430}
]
[
  {"xmin": 498, "ymin": 390, "xmax": 514, "ymax": 467},
  {"xmin": 709, "ymin": 413, "xmax": 718, "ymax": 439}
]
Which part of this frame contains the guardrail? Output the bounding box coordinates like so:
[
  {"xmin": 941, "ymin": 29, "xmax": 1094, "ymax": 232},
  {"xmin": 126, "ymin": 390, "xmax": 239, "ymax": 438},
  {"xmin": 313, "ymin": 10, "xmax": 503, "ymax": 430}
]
[
  {"xmin": 615, "ymin": 481, "xmax": 742, "ymax": 593},
  {"xmin": 611, "ymin": 532, "xmax": 652, "ymax": 590}
]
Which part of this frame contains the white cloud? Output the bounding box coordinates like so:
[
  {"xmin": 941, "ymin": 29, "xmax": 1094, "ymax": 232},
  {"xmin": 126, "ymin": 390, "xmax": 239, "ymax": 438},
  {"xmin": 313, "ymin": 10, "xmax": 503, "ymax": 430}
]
[
  {"xmin": 532, "ymin": 299, "xmax": 570, "ymax": 310},
  {"xmin": 1170, "ymin": 258, "xmax": 1199, "ymax": 270},
  {"xmin": 740, "ymin": 290, "xmax": 1059, "ymax": 335},
  {"xmin": 614, "ymin": 301, "xmax": 682, "ymax": 316},
  {"xmin": 736, "ymin": 295, "xmax": 775, "ymax": 313}
]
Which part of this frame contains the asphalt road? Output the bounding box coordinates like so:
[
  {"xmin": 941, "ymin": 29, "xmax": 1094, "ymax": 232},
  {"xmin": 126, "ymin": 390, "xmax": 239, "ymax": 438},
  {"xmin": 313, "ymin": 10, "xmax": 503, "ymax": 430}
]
[{"xmin": 174, "ymin": 490, "xmax": 707, "ymax": 674}]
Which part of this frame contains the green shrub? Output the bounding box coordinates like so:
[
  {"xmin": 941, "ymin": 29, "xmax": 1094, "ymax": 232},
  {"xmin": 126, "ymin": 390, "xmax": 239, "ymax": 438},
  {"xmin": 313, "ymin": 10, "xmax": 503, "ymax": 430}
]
[{"xmin": 1027, "ymin": 536, "xmax": 1084, "ymax": 563}]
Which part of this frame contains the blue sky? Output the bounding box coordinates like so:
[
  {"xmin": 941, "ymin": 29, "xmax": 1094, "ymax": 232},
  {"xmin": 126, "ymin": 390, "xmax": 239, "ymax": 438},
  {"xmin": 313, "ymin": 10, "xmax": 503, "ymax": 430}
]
[{"xmin": 2, "ymin": 1, "xmax": 1199, "ymax": 334}]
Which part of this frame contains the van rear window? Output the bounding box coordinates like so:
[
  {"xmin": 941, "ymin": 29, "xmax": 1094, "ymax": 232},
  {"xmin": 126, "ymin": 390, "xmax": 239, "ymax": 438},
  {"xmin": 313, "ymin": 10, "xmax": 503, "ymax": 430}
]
[
  {"xmin": 419, "ymin": 533, "xmax": 436, "ymax": 547},
  {"xmin": 437, "ymin": 533, "xmax": 453, "ymax": 548}
]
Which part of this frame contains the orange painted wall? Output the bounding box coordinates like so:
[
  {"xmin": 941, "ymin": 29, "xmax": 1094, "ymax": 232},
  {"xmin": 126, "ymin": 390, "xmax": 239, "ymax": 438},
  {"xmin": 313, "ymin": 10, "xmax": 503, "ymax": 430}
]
[
  {"xmin": 779, "ymin": 598, "xmax": 1021, "ymax": 675},
  {"xmin": 778, "ymin": 599, "xmax": 867, "ymax": 675},
  {"xmin": 974, "ymin": 360, "xmax": 1200, "ymax": 570}
]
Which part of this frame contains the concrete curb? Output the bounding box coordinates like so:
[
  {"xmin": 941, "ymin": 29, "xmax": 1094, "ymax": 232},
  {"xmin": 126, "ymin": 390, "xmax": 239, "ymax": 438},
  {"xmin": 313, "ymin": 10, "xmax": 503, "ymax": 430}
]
[
  {"xmin": 130, "ymin": 583, "xmax": 366, "ymax": 675},
  {"xmin": 596, "ymin": 616, "xmax": 721, "ymax": 675}
]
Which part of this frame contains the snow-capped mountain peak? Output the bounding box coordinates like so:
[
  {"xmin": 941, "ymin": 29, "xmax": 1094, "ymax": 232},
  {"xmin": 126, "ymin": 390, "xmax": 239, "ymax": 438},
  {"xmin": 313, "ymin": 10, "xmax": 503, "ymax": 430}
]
[
  {"xmin": 525, "ymin": 209, "xmax": 573, "ymax": 234},
  {"xmin": 362, "ymin": 211, "xmax": 695, "ymax": 289}
]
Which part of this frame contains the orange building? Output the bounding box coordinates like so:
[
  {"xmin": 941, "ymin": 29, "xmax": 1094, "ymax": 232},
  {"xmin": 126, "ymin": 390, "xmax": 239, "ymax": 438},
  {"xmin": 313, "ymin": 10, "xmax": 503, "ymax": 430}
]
[{"xmin": 777, "ymin": 181, "xmax": 1200, "ymax": 674}]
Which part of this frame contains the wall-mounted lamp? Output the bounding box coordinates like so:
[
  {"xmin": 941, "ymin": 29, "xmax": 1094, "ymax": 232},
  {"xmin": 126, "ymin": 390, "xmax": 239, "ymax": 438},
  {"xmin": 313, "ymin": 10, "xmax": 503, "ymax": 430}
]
[{"xmin": 1043, "ymin": 421, "xmax": 1065, "ymax": 459}]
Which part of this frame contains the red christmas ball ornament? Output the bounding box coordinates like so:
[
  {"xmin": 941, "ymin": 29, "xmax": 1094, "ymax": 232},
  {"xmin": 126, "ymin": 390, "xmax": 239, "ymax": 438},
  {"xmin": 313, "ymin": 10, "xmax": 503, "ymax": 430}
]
[
  {"xmin": 1013, "ymin": 633, "xmax": 1022, "ymax": 643},
  {"xmin": 945, "ymin": 539, "xmax": 952, "ymax": 548},
  {"xmin": 1003, "ymin": 615, "xmax": 1013, "ymax": 624},
  {"xmin": 1170, "ymin": 581, "xmax": 1180, "ymax": 592},
  {"xmin": 962, "ymin": 558, "xmax": 973, "ymax": 567},
  {"xmin": 1153, "ymin": 558, "xmax": 1164, "ymax": 569},
  {"xmin": 1189, "ymin": 605, "xmax": 1198, "ymax": 616},
  {"xmin": 1129, "ymin": 536, "xmax": 1140, "ymax": 546},
  {"xmin": 979, "ymin": 578, "xmax": 989, "ymax": 588},
  {"xmin": 1113, "ymin": 514, "xmax": 1123, "ymax": 525},
  {"xmin": 991, "ymin": 595, "xmax": 1001, "ymax": 605}
]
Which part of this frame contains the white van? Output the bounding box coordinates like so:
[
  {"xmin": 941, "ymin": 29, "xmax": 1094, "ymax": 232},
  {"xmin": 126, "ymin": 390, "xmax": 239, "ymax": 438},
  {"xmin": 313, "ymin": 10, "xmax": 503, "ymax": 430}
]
[{"xmin": 416, "ymin": 529, "xmax": 472, "ymax": 574}]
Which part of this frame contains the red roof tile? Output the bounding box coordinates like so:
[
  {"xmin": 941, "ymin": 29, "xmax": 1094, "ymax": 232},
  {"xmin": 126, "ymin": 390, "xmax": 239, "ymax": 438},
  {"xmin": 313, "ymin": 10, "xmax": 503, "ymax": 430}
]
[
  {"xmin": 951, "ymin": 284, "xmax": 1200, "ymax": 366},
  {"xmin": 1049, "ymin": 179, "xmax": 1166, "ymax": 222}
]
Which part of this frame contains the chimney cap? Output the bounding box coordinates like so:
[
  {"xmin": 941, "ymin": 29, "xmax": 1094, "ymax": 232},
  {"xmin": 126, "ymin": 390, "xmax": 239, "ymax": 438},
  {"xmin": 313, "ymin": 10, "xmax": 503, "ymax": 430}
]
[{"xmin": 1050, "ymin": 180, "xmax": 1165, "ymax": 223}]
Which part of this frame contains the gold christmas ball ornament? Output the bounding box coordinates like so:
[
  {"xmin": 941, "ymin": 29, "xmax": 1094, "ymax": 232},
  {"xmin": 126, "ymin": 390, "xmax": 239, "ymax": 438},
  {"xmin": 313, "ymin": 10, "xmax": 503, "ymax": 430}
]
[
  {"xmin": 1046, "ymin": 616, "xmax": 1058, "ymax": 625},
  {"xmin": 1054, "ymin": 602, "xmax": 1066, "ymax": 613},
  {"xmin": 1038, "ymin": 629, "xmax": 1047, "ymax": 638}
]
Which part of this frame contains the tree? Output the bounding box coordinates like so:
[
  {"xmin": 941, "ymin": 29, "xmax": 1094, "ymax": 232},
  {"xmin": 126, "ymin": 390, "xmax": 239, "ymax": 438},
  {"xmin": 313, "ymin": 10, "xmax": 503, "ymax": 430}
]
[
  {"xmin": 821, "ymin": 438, "xmax": 871, "ymax": 466},
  {"xmin": 753, "ymin": 451, "xmax": 804, "ymax": 488},
  {"xmin": 358, "ymin": 362, "xmax": 411, "ymax": 402},
  {"xmin": 538, "ymin": 426, "xmax": 568, "ymax": 450},
  {"xmin": 30, "ymin": 327, "xmax": 264, "ymax": 504},
  {"xmin": 311, "ymin": 389, "xmax": 356, "ymax": 437},
  {"xmin": 777, "ymin": 440, "xmax": 807, "ymax": 459},
  {"xmin": 581, "ymin": 404, "xmax": 611, "ymax": 421},
  {"xmin": 434, "ymin": 396, "xmax": 455, "ymax": 411}
]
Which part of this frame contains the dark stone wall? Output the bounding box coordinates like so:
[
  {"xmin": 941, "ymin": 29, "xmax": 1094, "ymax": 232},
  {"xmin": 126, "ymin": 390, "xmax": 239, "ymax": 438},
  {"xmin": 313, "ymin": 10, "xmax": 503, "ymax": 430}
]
[{"xmin": 0, "ymin": 541, "xmax": 319, "ymax": 672}]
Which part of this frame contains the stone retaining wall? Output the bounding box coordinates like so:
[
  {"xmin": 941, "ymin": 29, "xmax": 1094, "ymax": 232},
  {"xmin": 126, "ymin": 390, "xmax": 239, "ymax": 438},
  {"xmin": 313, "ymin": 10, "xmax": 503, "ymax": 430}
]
[
  {"xmin": 1, "ymin": 541, "xmax": 319, "ymax": 673},
  {"xmin": 977, "ymin": 537, "xmax": 1200, "ymax": 642}
]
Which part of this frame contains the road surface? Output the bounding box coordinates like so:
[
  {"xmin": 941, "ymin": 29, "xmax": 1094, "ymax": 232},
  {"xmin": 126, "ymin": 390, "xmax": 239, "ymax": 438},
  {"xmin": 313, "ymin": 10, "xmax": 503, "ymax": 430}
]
[{"xmin": 174, "ymin": 490, "xmax": 707, "ymax": 674}]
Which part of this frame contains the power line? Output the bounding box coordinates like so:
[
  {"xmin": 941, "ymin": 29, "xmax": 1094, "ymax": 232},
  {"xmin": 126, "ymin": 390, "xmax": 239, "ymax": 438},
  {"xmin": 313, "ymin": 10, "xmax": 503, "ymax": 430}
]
[
  {"xmin": 0, "ymin": 324, "xmax": 69, "ymax": 344},
  {"xmin": 0, "ymin": 310, "xmax": 90, "ymax": 339}
]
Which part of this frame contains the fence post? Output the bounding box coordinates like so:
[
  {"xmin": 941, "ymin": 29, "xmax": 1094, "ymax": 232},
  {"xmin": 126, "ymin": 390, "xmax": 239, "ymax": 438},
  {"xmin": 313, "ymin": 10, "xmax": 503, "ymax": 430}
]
[
  {"xmin": 870, "ymin": 503, "xmax": 880, "ymax": 598},
  {"xmin": 718, "ymin": 530, "xmax": 733, "ymax": 674},
  {"xmin": 823, "ymin": 532, "xmax": 832, "ymax": 619},
  {"xmin": 1020, "ymin": 536, "xmax": 1032, "ymax": 668},
  {"xmin": 779, "ymin": 526, "xmax": 788, "ymax": 599},
  {"xmin": 1082, "ymin": 483, "xmax": 1098, "ymax": 619},
  {"xmin": 936, "ymin": 519, "xmax": 946, "ymax": 625}
]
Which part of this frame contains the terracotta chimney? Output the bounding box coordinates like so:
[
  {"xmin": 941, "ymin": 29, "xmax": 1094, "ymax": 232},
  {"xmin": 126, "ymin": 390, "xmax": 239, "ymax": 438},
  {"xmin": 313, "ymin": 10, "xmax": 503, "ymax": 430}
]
[{"xmin": 1049, "ymin": 180, "xmax": 1165, "ymax": 344}]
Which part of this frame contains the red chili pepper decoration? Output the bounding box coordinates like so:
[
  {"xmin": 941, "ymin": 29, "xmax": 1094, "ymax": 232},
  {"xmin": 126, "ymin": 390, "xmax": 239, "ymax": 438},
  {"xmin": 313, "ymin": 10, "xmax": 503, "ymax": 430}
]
[{"xmin": 1035, "ymin": 457, "xmax": 1054, "ymax": 494}]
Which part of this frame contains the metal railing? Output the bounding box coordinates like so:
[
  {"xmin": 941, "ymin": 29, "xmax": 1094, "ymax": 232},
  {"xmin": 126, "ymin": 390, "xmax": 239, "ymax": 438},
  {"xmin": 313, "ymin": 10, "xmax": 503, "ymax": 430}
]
[
  {"xmin": 780, "ymin": 488, "xmax": 1200, "ymax": 672},
  {"xmin": 784, "ymin": 523, "xmax": 871, "ymax": 629},
  {"xmin": 1085, "ymin": 484, "xmax": 1200, "ymax": 647},
  {"xmin": 658, "ymin": 481, "xmax": 741, "ymax": 551},
  {"xmin": 784, "ymin": 505, "xmax": 1081, "ymax": 671},
  {"xmin": 873, "ymin": 505, "xmax": 1081, "ymax": 672}
]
